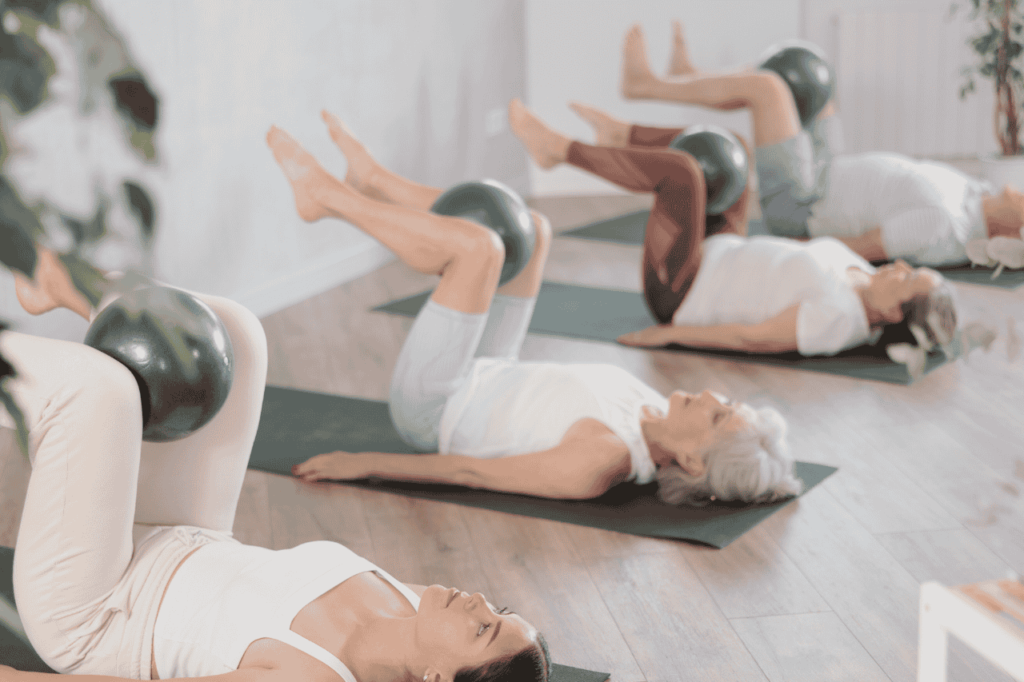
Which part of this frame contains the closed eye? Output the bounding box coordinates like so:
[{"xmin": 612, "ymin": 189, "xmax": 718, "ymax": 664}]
[{"xmin": 479, "ymin": 606, "xmax": 512, "ymax": 637}]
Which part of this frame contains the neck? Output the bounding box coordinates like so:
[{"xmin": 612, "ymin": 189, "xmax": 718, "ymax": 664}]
[
  {"xmin": 982, "ymin": 194, "xmax": 1022, "ymax": 238},
  {"xmin": 340, "ymin": 614, "xmax": 417, "ymax": 682},
  {"xmin": 849, "ymin": 268, "xmax": 886, "ymax": 327}
]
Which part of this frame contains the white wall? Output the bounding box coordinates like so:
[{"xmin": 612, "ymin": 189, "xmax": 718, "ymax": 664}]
[
  {"xmin": 0, "ymin": 0, "xmax": 527, "ymax": 340},
  {"xmin": 525, "ymin": 0, "xmax": 801, "ymax": 196}
]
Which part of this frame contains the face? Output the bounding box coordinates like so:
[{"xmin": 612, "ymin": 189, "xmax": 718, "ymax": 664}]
[
  {"xmin": 414, "ymin": 585, "xmax": 539, "ymax": 681},
  {"xmin": 1000, "ymin": 185, "xmax": 1024, "ymax": 230},
  {"xmin": 642, "ymin": 390, "xmax": 748, "ymax": 475},
  {"xmin": 865, "ymin": 260, "xmax": 940, "ymax": 325}
]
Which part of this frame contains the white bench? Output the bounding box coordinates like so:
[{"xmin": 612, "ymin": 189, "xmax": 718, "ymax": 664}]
[{"xmin": 918, "ymin": 578, "xmax": 1024, "ymax": 681}]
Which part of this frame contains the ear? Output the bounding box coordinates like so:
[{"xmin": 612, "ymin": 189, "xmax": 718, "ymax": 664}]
[
  {"xmin": 677, "ymin": 448, "xmax": 706, "ymax": 476},
  {"xmin": 423, "ymin": 669, "xmax": 451, "ymax": 682}
]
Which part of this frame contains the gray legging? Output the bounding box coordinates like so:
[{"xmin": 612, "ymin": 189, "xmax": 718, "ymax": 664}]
[
  {"xmin": 388, "ymin": 293, "xmax": 536, "ymax": 451},
  {"xmin": 755, "ymin": 115, "xmax": 844, "ymax": 237}
]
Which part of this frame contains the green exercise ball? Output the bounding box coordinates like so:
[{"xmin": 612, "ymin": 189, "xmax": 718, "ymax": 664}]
[
  {"xmin": 430, "ymin": 179, "xmax": 536, "ymax": 285},
  {"xmin": 758, "ymin": 41, "xmax": 836, "ymax": 128},
  {"xmin": 669, "ymin": 125, "xmax": 749, "ymax": 215},
  {"xmin": 84, "ymin": 286, "xmax": 234, "ymax": 442}
]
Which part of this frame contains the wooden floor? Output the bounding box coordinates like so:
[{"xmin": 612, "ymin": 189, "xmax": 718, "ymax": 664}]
[{"xmin": 2, "ymin": 192, "xmax": 1024, "ymax": 682}]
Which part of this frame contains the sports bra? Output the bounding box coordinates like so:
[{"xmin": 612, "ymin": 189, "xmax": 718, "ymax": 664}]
[{"xmin": 153, "ymin": 539, "xmax": 421, "ymax": 682}]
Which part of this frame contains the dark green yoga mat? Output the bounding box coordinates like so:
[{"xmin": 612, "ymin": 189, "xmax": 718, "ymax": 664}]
[
  {"xmin": 249, "ymin": 386, "xmax": 837, "ymax": 549},
  {"xmin": 561, "ymin": 210, "xmax": 1024, "ymax": 289},
  {"xmin": 372, "ymin": 281, "xmax": 951, "ymax": 385},
  {"xmin": 0, "ymin": 546, "xmax": 606, "ymax": 682},
  {"xmin": 561, "ymin": 210, "xmax": 770, "ymax": 242}
]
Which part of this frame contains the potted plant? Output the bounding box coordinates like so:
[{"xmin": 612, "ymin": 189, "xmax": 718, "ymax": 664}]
[
  {"xmin": 0, "ymin": 0, "xmax": 159, "ymax": 457},
  {"xmin": 956, "ymin": 0, "xmax": 1024, "ymax": 186}
]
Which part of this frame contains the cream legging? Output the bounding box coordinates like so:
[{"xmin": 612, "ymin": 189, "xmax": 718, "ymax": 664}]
[{"xmin": 0, "ymin": 291, "xmax": 267, "ymax": 678}]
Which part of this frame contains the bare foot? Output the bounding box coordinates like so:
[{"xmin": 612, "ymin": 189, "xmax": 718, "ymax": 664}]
[
  {"xmin": 508, "ymin": 99, "xmax": 571, "ymax": 169},
  {"xmin": 266, "ymin": 125, "xmax": 352, "ymax": 223},
  {"xmin": 320, "ymin": 110, "xmax": 383, "ymax": 195},
  {"xmin": 667, "ymin": 21, "xmax": 698, "ymax": 76},
  {"xmin": 569, "ymin": 102, "xmax": 631, "ymax": 146},
  {"xmin": 621, "ymin": 25, "xmax": 659, "ymax": 99},
  {"xmin": 14, "ymin": 248, "xmax": 91, "ymax": 319}
]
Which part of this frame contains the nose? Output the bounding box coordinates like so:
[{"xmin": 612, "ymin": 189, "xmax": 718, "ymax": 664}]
[{"xmin": 698, "ymin": 390, "xmax": 720, "ymax": 407}]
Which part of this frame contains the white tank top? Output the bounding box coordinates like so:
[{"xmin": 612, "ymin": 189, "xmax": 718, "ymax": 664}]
[
  {"xmin": 438, "ymin": 360, "xmax": 667, "ymax": 485},
  {"xmin": 152, "ymin": 539, "xmax": 421, "ymax": 681},
  {"xmin": 674, "ymin": 234, "xmax": 874, "ymax": 356}
]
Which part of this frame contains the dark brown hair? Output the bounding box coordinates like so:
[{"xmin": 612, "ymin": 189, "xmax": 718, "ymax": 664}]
[{"xmin": 454, "ymin": 634, "xmax": 551, "ymax": 682}]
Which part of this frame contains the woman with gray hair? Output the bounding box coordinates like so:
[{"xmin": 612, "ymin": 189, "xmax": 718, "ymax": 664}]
[{"xmin": 268, "ymin": 111, "xmax": 803, "ymax": 507}]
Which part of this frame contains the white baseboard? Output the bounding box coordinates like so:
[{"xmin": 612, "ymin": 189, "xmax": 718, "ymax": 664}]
[{"xmin": 234, "ymin": 241, "xmax": 396, "ymax": 319}]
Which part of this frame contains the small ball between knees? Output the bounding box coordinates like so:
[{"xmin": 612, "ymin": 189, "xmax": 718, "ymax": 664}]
[{"xmin": 84, "ymin": 286, "xmax": 234, "ymax": 442}]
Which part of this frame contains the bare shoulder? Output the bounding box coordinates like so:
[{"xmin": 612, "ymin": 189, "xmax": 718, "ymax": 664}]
[
  {"xmin": 563, "ymin": 416, "xmax": 628, "ymax": 446},
  {"xmin": 561, "ymin": 418, "xmax": 633, "ymax": 485}
]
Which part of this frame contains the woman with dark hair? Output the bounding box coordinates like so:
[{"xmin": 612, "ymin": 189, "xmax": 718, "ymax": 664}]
[
  {"xmin": 0, "ymin": 246, "xmax": 549, "ymax": 682},
  {"xmin": 267, "ymin": 111, "xmax": 803, "ymax": 508},
  {"xmin": 620, "ymin": 21, "xmax": 1024, "ymax": 271},
  {"xmin": 509, "ymin": 98, "xmax": 958, "ymax": 357}
]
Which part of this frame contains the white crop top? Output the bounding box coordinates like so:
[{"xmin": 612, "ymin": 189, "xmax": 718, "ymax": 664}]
[
  {"xmin": 153, "ymin": 539, "xmax": 421, "ymax": 681},
  {"xmin": 438, "ymin": 359, "xmax": 668, "ymax": 485}
]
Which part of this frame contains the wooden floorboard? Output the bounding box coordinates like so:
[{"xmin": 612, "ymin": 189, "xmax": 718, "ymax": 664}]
[{"xmin": 1, "ymin": 190, "xmax": 1023, "ymax": 681}]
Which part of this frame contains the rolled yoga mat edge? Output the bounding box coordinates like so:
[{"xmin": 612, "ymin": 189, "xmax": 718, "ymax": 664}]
[
  {"xmin": 372, "ymin": 282, "xmax": 951, "ymax": 385},
  {"xmin": 250, "ymin": 386, "xmax": 838, "ymax": 549},
  {"xmin": 0, "ymin": 545, "xmax": 606, "ymax": 682}
]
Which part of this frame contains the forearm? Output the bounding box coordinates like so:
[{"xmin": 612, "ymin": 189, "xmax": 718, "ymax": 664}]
[
  {"xmin": 361, "ymin": 452, "xmax": 475, "ymax": 486},
  {"xmin": 668, "ymin": 323, "xmax": 797, "ymax": 353},
  {"xmin": 836, "ymin": 227, "xmax": 889, "ymax": 262}
]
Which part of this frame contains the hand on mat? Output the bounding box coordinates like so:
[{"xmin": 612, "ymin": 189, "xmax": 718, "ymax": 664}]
[
  {"xmin": 292, "ymin": 452, "xmax": 371, "ymax": 482},
  {"xmin": 617, "ymin": 324, "xmax": 675, "ymax": 347}
]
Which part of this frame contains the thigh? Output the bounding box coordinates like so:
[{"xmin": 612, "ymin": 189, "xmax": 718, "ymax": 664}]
[
  {"xmin": 389, "ymin": 299, "xmax": 488, "ymax": 450},
  {"xmin": 808, "ymin": 114, "xmax": 844, "ymax": 165},
  {"xmin": 473, "ymin": 294, "xmax": 536, "ymax": 360},
  {"xmin": 134, "ymin": 293, "xmax": 268, "ymax": 534},
  {"xmin": 2, "ymin": 332, "xmax": 144, "ymax": 643},
  {"xmin": 755, "ymin": 131, "xmax": 823, "ymax": 237}
]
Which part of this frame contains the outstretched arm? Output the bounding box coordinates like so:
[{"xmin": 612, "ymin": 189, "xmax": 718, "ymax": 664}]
[
  {"xmin": 618, "ymin": 305, "xmax": 800, "ymax": 353},
  {"xmin": 292, "ymin": 428, "xmax": 632, "ymax": 500},
  {"xmin": 833, "ymin": 227, "xmax": 889, "ymax": 263}
]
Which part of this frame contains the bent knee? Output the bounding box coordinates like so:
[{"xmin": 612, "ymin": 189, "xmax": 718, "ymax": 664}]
[
  {"xmin": 195, "ymin": 296, "xmax": 269, "ymax": 371},
  {"xmin": 451, "ymin": 217, "xmax": 506, "ymax": 270},
  {"xmin": 529, "ymin": 210, "xmax": 553, "ymax": 250},
  {"xmin": 72, "ymin": 347, "xmax": 144, "ymax": 422},
  {"xmin": 751, "ymin": 70, "xmax": 794, "ymax": 106}
]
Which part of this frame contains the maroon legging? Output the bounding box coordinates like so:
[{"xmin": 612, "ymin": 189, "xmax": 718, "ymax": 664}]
[{"xmin": 566, "ymin": 125, "xmax": 751, "ymax": 323}]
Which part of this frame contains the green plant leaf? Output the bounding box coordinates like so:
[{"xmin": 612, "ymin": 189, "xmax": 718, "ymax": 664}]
[
  {"xmin": 122, "ymin": 180, "xmax": 154, "ymax": 241},
  {"xmin": 0, "ymin": 23, "xmax": 56, "ymax": 115},
  {"xmin": 0, "ymin": 324, "xmax": 29, "ymax": 461},
  {"xmin": 6, "ymin": 0, "xmax": 64, "ymax": 28},
  {"xmin": 57, "ymin": 252, "xmax": 105, "ymax": 308}
]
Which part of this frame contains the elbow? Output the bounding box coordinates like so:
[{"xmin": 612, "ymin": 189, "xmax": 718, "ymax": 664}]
[{"xmin": 565, "ymin": 475, "xmax": 612, "ymax": 500}]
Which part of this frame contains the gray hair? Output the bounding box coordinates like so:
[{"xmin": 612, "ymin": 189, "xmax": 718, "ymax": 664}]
[
  {"xmin": 903, "ymin": 273, "xmax": 957, "ymax": 348},
  {"xmin": 655, "ymin": 403, "xmax": 803, "ymax": 506}
]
